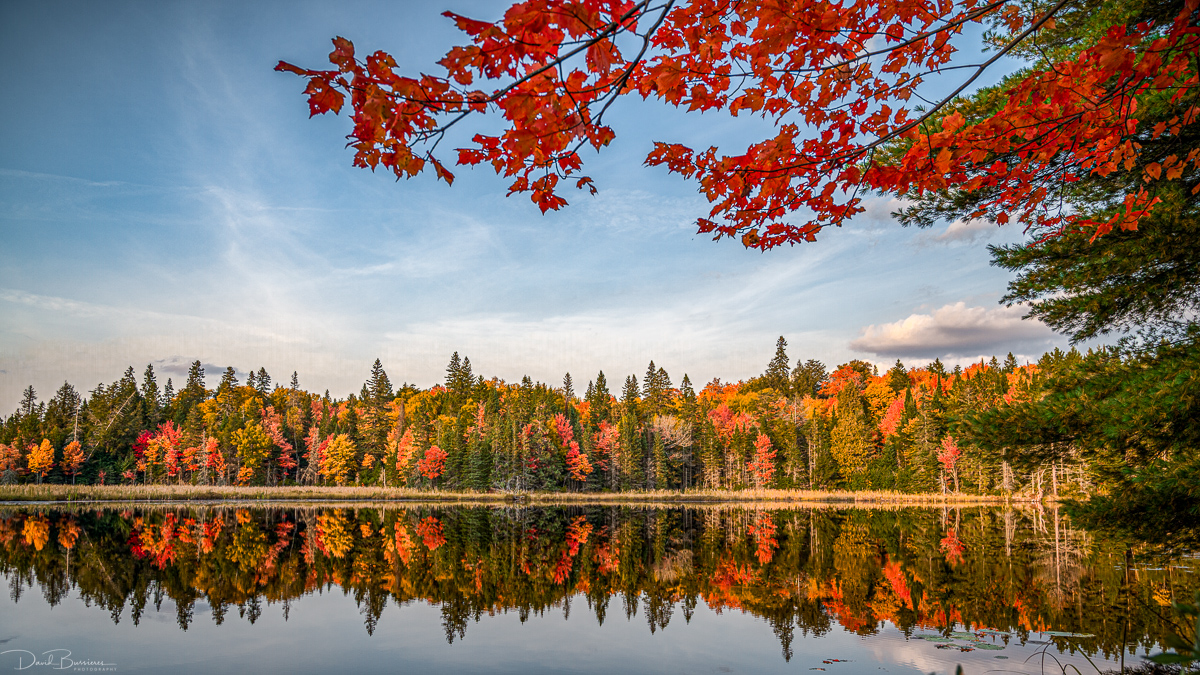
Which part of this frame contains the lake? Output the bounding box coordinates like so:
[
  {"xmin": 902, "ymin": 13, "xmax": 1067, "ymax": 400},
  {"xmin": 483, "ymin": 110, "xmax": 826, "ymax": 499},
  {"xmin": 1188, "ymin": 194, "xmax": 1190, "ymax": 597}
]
[{"xmin": 0, "ymin": 504, "xmax": 1195, "ymax": 674}]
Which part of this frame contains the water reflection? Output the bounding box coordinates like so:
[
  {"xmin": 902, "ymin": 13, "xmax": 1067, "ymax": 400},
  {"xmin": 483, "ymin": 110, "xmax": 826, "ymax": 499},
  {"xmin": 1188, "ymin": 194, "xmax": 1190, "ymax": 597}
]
[{"xmin": 1, "ymin": 505, "xmax": 1196, "ymax": 674}]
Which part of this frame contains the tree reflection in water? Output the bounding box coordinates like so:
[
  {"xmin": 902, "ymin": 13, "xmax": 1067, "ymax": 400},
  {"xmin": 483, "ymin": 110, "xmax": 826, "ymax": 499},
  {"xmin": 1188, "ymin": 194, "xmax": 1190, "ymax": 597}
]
[{"xmin": 1, "ymin": 505, "xmax": 1196, "ymax": 663}]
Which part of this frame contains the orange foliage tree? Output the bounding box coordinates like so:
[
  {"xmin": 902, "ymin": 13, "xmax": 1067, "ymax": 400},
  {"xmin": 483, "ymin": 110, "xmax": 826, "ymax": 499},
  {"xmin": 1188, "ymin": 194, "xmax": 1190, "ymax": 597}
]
[
  {"xmin": 27, "ymin": 440, "xmax": 55, "ymax": 484},
  {"xmin": 277, "ymin": 0, "xmax": 1199, "ymax": 247},
  {"xmin": 61, "ymin": 441, "xmax": 85, "ymax": 484}
]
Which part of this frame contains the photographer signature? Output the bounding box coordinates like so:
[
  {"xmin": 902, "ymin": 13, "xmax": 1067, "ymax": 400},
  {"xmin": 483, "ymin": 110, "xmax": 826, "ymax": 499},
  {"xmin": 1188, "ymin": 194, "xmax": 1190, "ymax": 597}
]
[{"xmin": 0, "ymin": 650, "xmax": 115, "ymax": 671}]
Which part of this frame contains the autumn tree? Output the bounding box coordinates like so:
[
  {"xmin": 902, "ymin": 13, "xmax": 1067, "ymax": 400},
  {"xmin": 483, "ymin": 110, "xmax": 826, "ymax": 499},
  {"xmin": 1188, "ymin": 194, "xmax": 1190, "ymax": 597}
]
[
  {"xmin": 322, "ymin": 433, "xmax": 358, "ymax": 486},
  {"xmin": 748, "ymin": 433, "xmax": 778, "ymax": 488},
  {"xmin": 61, "ymin": 441, "xmax": 85, "ymax": 484},
  {"xmin": 417, "ymin": 445, "xmax": 448, "ymax": 485},
  {"xmin": 27, "ymin": 440, "xmax": 55, "ymax": 484},
  {"xmin": 830, "ymin": 383, "xmax": 874, "ymax": 487}
]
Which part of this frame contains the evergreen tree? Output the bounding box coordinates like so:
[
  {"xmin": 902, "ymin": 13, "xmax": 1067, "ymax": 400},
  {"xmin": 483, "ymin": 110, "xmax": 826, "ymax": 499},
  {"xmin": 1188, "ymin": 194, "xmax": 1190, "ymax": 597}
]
[
  {"xmin": 19, "ymin": 386, "xmax": 37, "ymax": 417},
  {"xmin": 643, "ymin": 361, "xmax": 659, "ymax": 409},
  {"xmin": 622, "ymin": 375, "xmax": 640, "ymax": 418},
  {"xmin": 791, "ymin": 359, "xmax": 828, "ymax": 398},
  {"xmin": 44, "ymin": 382, "xmax": 81, "ymax": 448},
  {"xmin": 681, "ymin": 374, "xmax": 695, "ymax": 402},
  {"xmin": 218, "ymin": 367, "xmax": 239, "ymax": 394},
  {"xmin": 588, "ymin": 371, "xmax": 612, "ymax": 424},
  {"xmin": 141, "ymin": 364, "xmax": 161, "ymax": 419},
  {"xmin": 461, "ymin": 357, "xmax": 474, "ymax": 395},
  {"xmin": 562, "ymin": 372, "xmax": 574, "ymax": 406},
  {"xmin": 446, "ymin": 352, "xmax": 462, "ymax": 389},
  {"xmin": 364, "ymin": 359, "xmax": 394, "ymax": 401},
  {"xmin": 886, "ymin": 360, "xmax": 908, "ymax": 394},
  {"xmin": 764, "ymin": 336, "xmax": 791, "ymax": 393},
  {"xmin": 256, "ymin": 368, "xmax": 272, "ymax": 395}
]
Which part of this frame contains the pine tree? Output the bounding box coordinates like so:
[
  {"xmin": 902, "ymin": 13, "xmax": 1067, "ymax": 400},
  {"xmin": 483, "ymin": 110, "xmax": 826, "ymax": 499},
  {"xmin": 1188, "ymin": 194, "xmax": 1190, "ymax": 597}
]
[
  {"xmin": 365, "ymin": 359, "xmax": 394, "ymax": 401},
  {"xmin": 446, "ymin": 352, "xmax": 462, "ymax": 389},
  {"xmin": 218, "ymin": 367, "xmax": 239, "ymax": 393},
  {"xmin": 643, "ymin": 361, "xmax": 658, "ymax": 403},
  {"xmin": 764, "ymin": 336, "xmax": 790, "ymax": 394},
  {"xmin": 791, "ymin": 359, "xmax": 828, "ymax": 398},
  {"xmin": 460, "ymin": 357, "xmax": 474, "ymax": 395},
  {"xmin": 19, "ymin": 386, "xmax": 38, "ymax": 417},
  {"xmin": 44, "ymin": 382, "xmax": 81, "ymax": 449},
  {"xmin": 587, "ymin": 371, "xmax": 612, "ymax": 425},
  {"xmin": 256, "ymin": 368, "xmax": 272, "ymax": 395},
  {"xmin": 175, "ymin": 361, "xmax": 206, "ymax": 422},
  {"xmin": 681, "ymin": 374, "xmax": 695, "ymax": 402},
  {"xmin": 886, "ymin": 360, "xmax": 908, "ymax": 394},
  {"xmin": 141, "ymin": 365, "xmax": 161, "ymax": 422},
  {"xmin": 642, "ymin": 363, "xmax": 670, "ymax": 414},
  {"xmin": 622, "ymin": 375, "xmax": 640, "ymax": 419},
  {"xmin": 562, "ymin": 372, "xmax": 574, "ymax": 406}
]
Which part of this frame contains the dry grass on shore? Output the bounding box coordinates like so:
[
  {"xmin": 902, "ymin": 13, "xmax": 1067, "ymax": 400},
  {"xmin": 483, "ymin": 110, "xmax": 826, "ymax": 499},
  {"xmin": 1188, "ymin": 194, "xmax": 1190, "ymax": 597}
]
[{"xmin": 0, "ymin": 484, "xmax": 1028, "ymax": 506}]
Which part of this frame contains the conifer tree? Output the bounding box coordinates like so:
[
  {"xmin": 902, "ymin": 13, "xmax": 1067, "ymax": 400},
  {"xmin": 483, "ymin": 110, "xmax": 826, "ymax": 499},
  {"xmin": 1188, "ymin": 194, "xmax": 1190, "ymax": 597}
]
[
  {"xmin": 764, "ymin": 336, "xmax": 791, "ymax": 394},
  {"xmin": 791, "ymin": 360, "xmax": 828, "ymax": 398},
  {"xmin": 562, "ymin": 372, "xmax": 574, "ymax": 406},
  {"xmin": 886, "ymin": 360, "xmax": 908, "ymax": 394},
  {"xmin": 218, "ymin": 367, "xmax": 239, "ymax": 393},
  {"xmin": 256, "ymin": 368, "xmax": 272, "ymax": 395},
  {"xmin": 141, "ymin": 365, "xmax": 161, "ymax": 423}
]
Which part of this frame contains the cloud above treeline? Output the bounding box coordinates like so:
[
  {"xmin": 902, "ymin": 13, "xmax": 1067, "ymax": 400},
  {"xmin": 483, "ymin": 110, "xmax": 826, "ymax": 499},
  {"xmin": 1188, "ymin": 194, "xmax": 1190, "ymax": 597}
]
[{"xmin": 849, "ymin": 302, "xmax": 1059, "ymax": 359}]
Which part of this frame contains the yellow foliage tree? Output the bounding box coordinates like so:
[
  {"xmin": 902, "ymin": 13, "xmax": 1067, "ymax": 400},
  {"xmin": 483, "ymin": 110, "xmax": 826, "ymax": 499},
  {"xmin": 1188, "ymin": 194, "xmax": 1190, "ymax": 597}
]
[
  {"xmin": 321, "ymin": 434, "xmax": 357, "ymax": 486},
  {"xmin": 830, "ymin": 386, "xmax": 873, "ymax": 483},
  {"xmin": 232, "ymin": 422, "xmax": 272, "ymax": 485},
  {"xmin": 27, "ymin": 439, "xmax": 55, "ymax": 484}
]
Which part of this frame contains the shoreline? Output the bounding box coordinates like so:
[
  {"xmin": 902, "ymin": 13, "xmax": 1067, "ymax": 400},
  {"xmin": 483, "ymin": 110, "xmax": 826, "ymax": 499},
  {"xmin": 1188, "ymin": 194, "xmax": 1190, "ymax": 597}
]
[{"xmin": 0, "ymin": 484, "xmax": 1053, "ymax": 506}]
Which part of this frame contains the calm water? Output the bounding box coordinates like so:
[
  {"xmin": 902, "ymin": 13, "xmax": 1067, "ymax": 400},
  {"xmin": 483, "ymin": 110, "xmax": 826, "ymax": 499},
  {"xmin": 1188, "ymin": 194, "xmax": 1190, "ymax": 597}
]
[{"xmin": 0, "ymin": 505, "xmax": 1195, "ymax": 674}]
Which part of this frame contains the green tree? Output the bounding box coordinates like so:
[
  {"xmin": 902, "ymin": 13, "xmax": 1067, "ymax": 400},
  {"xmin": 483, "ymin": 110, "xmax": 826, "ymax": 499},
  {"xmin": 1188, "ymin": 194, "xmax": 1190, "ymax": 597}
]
[{"xmin": 764, "ymin": 336, "xmax": 791, "ymax": 394}]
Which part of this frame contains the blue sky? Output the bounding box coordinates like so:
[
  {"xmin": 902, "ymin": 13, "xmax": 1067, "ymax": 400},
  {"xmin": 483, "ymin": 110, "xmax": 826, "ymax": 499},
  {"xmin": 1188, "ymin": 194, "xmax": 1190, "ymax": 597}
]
[{"xmin": 0, "ymin": 0, "xmax": 1070, "ymax": 411}]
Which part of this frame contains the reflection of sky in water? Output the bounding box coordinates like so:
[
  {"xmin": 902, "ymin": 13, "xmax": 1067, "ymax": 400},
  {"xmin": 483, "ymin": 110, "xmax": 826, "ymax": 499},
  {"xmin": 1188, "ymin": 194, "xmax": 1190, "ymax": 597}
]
[{"xmin": 0, "ymin": 588, "xmax": 1125, "ymax": 675}]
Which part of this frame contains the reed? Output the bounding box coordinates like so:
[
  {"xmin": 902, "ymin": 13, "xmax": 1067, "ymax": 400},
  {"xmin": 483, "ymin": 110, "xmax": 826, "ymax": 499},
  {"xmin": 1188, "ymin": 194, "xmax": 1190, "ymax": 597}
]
[{"xmin": 0, "ymin": 484, "xmax": 1031, "ymax": 505}]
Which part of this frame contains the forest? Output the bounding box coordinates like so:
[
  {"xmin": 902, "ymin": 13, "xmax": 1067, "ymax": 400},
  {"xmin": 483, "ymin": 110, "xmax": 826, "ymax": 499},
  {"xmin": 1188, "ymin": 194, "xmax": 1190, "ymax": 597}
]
[{"xmin": 2, "ymin": 337, "xmax": 1190, "ymax": 526}]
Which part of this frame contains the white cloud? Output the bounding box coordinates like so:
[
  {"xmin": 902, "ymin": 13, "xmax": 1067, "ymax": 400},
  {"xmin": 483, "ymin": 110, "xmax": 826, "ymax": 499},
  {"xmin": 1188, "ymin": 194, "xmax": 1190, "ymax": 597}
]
[
  {"xmin": 925, "ymin": 218, "xmax": 999, "ymax": 244},
  {"xmin": 849, "ymin": 301, "xmax": 1059, "ymax": 358}
]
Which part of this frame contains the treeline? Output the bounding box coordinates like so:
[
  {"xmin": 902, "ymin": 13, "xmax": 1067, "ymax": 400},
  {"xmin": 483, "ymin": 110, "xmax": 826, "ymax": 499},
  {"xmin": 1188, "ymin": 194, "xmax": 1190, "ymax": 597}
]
[
  {"xmin": 0, "ymin": 338, "xmax": 1116, "ymax": 497},
  {"xmin": 2, "ymin": 505, "xmax": 1192, "ymax": 658}
]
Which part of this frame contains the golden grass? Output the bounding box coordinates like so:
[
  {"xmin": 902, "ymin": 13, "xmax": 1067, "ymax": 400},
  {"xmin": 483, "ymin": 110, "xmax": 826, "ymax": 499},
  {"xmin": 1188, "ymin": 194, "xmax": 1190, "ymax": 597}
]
[{"xmin": 0, "ymin": 484, "xmax": 1033, "ymax": 506}]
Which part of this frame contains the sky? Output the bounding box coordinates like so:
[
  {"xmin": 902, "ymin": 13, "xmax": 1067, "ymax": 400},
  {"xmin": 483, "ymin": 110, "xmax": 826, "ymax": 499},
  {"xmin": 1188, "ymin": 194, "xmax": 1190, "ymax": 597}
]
[{"xmin": 0, "ymin": 0, "xmax": 1073, "ymax": 412}]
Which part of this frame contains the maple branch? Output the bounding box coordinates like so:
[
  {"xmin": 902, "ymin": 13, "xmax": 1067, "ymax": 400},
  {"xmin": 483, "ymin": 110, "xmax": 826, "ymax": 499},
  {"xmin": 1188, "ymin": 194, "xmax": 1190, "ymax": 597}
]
[
  {"xmin": 733, "ymin": 0, "xmax": 1073, "ymax": 178},
  {"xmin": 776, "ymin": 0, "xmax": 1014, "ymax": 75}
]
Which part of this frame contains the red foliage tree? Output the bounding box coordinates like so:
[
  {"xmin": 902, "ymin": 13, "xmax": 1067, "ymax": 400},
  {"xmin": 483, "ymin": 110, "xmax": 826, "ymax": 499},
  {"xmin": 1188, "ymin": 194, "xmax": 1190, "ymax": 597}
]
[
  {"xmin": 937, "ymin": 435, "xmax": 962, "ymax": 492},
  {"xmin": 747, "ymin": 433, "xmax": 777, "ymax": 488},
  {"xmin": 417, "ymin": 445, "xmax": 448, "ymax": 481},
  {"xmin": 278, "ymin": 0, "xmax": 1199, "ymax": 247}
]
